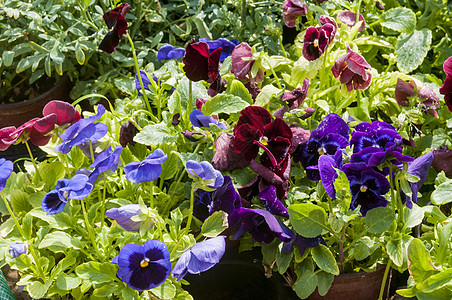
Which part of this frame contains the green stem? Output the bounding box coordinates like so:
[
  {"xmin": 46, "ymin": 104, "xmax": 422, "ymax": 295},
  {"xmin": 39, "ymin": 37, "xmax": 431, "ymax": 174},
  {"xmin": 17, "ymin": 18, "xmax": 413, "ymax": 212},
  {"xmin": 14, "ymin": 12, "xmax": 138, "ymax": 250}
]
[
  {"xmin": 264, "ymin": 56, "xmax": 282, "ymax": 89},
  {"xmin": 185, "ymin": 80, "xmax": 193, "ymax": 129},
  {"xmin": 378, "ymin": 260, "xmax": 392, "ymax": 300},
  {"xmin": 149, "ymin": 180, "xmax": 154, "ymax": 208},
  {"xmin": 355, "ymin": 0, "xmax": 362, "ymax": 25},
  {"xmin": 170, "ymin": 185, "xmax": 195, "ymax": 257},
  {"xmin": 24, "ymin": 140, "xmax": 42, "ymax": 182},
  {"xmin": 389, "ymin": 166, "xmax": 397, "ymax": 213},
  {"xmin": 100, "ymin": 178, "xmax": 107, "ymax": 228},
  {"xmin": 89, "ymin": 140, "xmax": 95, "ymax": 162},
  {"xmin": 80, "ymin": 198, "xmax": 104, "ymax": 261},
  {"xmin": 240, "ymin": 0, "xmax": 247, "ymax": 41},
  {"xmin": 1, "ymin": 191, "xmax": 45, "ymax": 279},
  {"xmin": 278, "ymin": 34, "xmax": 287, "ymax": 58},
  {"xmin": 126, "ymin": 32, "xmax": 152, "ymax": 113},
  {"xmin": 394, "ymin": 171, "xmax": 404, "ymax": 224}
]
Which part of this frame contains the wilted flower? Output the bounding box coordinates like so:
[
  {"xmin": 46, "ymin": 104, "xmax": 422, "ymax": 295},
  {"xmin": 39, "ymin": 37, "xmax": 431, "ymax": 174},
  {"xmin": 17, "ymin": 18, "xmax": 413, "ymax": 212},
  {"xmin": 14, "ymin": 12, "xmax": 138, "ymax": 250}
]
[
  {"xmin": 42, "ymin": 174, "xmax": 94, "ymax": 215},
  {"xmin": 199, "ymin": 38, "xmax": 239, "ymax": 61},
  {"xmin": 273, "ymin": 78, "xmax": 310, "ymax": 119},
  {"xmin": 190, "ymin": 110, "xmax": 226, "ymax": 129},
  {"xmin": 119, "ymin": 121, "xmax": 138, "ymax": 147},
  {"xmin": 89, "ymin": 145, "xmax": 123, "ymax": 173},
  {"xmin": 281, "ymin": 0, "xmax": 308, "ymax": 28},
  {"xmin": 172, "ymin": 236, "xmax": 226, "ymax": 281},
  {"xmin": 432, "ymin": 146, "xmax": 452, "ymax": 177},
  {"xmin": 395, "ymin": 79, "xmax": 440, "ymax": 117},
  {"xmin": 55, "ymin": 105, "xmax": 108, "ymax": 154},
  {"xmin": 124, "ymin": 149, "xmax": 167, "ymax": 183},
  {"xmin": 9, "ymin": 242, "xmax": 27, "ymax": 259},
  {"xmin": 211, "ymin": 133, "xmax": 251, "ymax": 172},
  {"xmin": 337, "ymin": 10, "xmax": 366, "ymax": 32},
  {"xmin": 439, "ymin": 56, "xmax": 452, "ymax": 112},
  {"xmin": 157, "ymin": 44, "xmax": 185, "ymax": 63},
  {"xmin": 112, "ymin": 240, "xmax": 171, "ymax": 291},
  {"xmin": 331, "ymin": 45, "xmax": 372, "ymax": 92},
  {"xmin": 303, "ymin": 24, "xmax": 335, "ymax": 61},
  {"xmin": 231, "ymin": 43, "xmax": 264, "ymax": 84},
  {"xmin": 186, "ymin": 160, "xmax": 224, "ymax": 190},
  {"xmin": 98, "ymin": 3, "xmax": 130, "ymax": 53},
  {"xmin": 0, "ymin": 158, "xmax": 13, "ymax": 191},
  {"xmin": 106, "ymin": 204, "xmax": 152, "ymax": 231}
]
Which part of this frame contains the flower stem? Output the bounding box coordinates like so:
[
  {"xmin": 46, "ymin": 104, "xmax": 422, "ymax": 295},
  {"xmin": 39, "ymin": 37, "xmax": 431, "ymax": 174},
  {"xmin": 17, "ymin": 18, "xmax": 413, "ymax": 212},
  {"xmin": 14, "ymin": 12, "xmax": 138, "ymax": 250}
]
[
  {"xmin": 149, "ymin": 180, "xmax": 154, "ymax": 208},
  {"xmin": 126, "ymin": 32, "xmax": 152, "ymax": 113},
  {"xmin": 378, "ymin": 260, "xmax": 392, "ymax": 300},
  {"xmin": 1, "ymin": 191, "xmax": 45, "ymax": 279},
  {"xmin": 89, "ymin": 140, "xmax": 95, "ymax": 162},
  {"xmin": 264, "ymin": 56, "xmax": 282, "ymax": 90},
  {"xmin": 24, "ymin": 140, "xmax": 42, "ymax": 182},
  {"xmin": 278, "ymin": 34, "xmax": 287, "ymax": 58},
  {"xmin": 100, "ymin": 178, "xmax": 107, "ymax": 228},
  {"xmin": 169, "ymin": 185, "xmax": 195, "ymax": 257},
  {"xmin": 185, "ymin": 80, "xmax": 193, "ymax": 129},
  {"xmin": 80, "ymin": 197, "xmax": 104, "ymax": 261}
]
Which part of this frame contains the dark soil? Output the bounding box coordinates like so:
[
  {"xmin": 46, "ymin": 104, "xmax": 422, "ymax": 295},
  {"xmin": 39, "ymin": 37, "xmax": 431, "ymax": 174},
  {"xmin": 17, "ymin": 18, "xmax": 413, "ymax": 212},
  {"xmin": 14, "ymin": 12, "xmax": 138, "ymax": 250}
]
[
  {"xmin": 2, "ymin": 264, "xmax": 32, "ymax": 300},
  {"xmin": 0, "ymin": 74, "xmax": 59, "ymax": 105}
]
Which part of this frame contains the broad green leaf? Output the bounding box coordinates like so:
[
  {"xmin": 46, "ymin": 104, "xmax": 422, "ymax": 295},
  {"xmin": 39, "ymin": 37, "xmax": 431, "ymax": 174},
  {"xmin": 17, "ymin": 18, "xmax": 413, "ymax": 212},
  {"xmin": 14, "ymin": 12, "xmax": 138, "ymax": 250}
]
[
  {"xmin": 160, "ymin": 151, "xmax": 178, "ymax": 181},
  {"xmin": 333, "ymin": 170, "xmax": 351, "ymax": 209},
  {"xmin": 396, "ymin": 29, "xmax": 432, "ymax": 73},
  {"xmin": 276, "ymin": 243, "xmax": 293, "ymax": 274},
  {"xmin": 431, "ymin": 181, "xmax": 452, "ymax": 205},
  {"xmin": 227, "ymin": 79, "xmax": 253, "ymax": 104},
  {"xmin": 351, "ymin": 236, "xmax": 377, "ymax": 261},
  {"xmin": 28, "ymin": 280, "xmax": 52, "ymax": 299},
  {"xmin": 29, "ymin": 209, "xmax": 73, "ymax": 230},
  {"xmin": 40, "ymin": 161, "xmax": 66, "ymax": 190},
  {"xmin": 294, "ymin": 269, "xmax": 318, "ymax": 299},
  {"xmin": 201, "ymin": 211, "xmax": 228, "ymax": 237},
  {"xmin": 423, "ymin": 206, "xmax": 447, "ymax": 224},
  {"xmin": 317, "ymin": 271, "xmax": 334, "ymax": 296},
  {"xmin": 312, "ymin": 244, "xmax": 339, "ymax": 275},
  {"xmin": 193, "ymin": 17, "xmax": 212, "ymax": 40},
  {"xmin": 354, "ymin": 36, "xmax": 393, "ymax": 49},
  {"xmin": 75, "ymin": 262, "xmax": 118, "ymax": 284},
  {"xmin": 254, "ymin": 84, "xmax": 283, "ymax": 107},
  {"xmin": 134, "ymin": 123, "xmax": 178, "ymax": 146},
  {"xmin": 10, "ymin": 190, "xmax": 31, "ymax": 215},
  {"xmin": 38, "ymin": 231, "xmax": 80, "ymax": 252},
  {"xmin": 403, "ymin": 203, "xmax": 424, "ymax": 229},
  {"xmin": 381, "ymin": 7, "xmax": 416, "ymax": 33},
  {"xmin": 93, "ymin": 282, "xmax": 122, "ymax": 297},
  {"xmin": 56, "ymin": 273, "xmax": 82, "ymax": 290},
  {"xmin": 288, "ymin": 203, "xmax": 327, "ymax": 238},
  {"xmin": 2, "ymin": 50, "xmax": 14, "ymax": 66},
  {"xmin": 151, "ymin": 280, "xmax": 177, "ymax": 299},
  {"xmin": 201, "ymin": 94, "xmax": 249, "ymax": 116},
  {"xmin": 419, "ymin": 269, "xmax": 452, "ymax": 293},
  {"xmin": 365, "ymin": 206, "xmax": 395, "ymax": 234},
  {"xmin": 387, "ymin": 234, "xmax": 403, "ymax": 267},
  {"xmin": 408, "ymin": 239, "xmax": 438, "ymax": 283}
]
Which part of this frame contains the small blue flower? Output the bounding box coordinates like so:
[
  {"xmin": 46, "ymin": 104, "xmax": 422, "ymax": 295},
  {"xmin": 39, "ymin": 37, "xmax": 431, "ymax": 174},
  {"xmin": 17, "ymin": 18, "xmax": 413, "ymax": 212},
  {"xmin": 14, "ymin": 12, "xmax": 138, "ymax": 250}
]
[
  {"xmin": 89, "ymin": 145, "xmax": 123, "ymax": 173},
  {"xmin": 186, "ymin": 160, "xmax": 224, "ymax": 190},
  {"xmin": 172, "ymin": 236, "xmax": 226, "ymax": 281},
  {"xmin": 42, "ymin": 174, "xmax": 94, "ymax": 214},
  {"xmin": 112, "ymin": 240, "xmax": 171, "ymax": 291},
  {"xmin": 9, "ymin": 242, "xmax": 27, "ymax": 258},
  {"xmin": 190, "ymin": 110, "xmax": 226, "ymax": 129},
  {"xmin": 199, "ymin": 38, "xmax": 239, "ymax": 61},
  {"xmin": 106, "ymin": 204, "xmax": 144, "ymax": 231},
  {"xmin": 0, "ymin": 158, "xmax": 13, "ymax": 191},
  {"xmin": 55, "ymin": 105, "xmax": 108, "ymax": 154},
  {"xmin": 135, "ymin": 70, "xmax": 175, "ymax": 96},
  {"xmin": 157, "ymin": 44, "xmax": 185, "ymax": 63},
  {"xmin": 124, "ymin": 149, "xmax": 167, "ymax": 183}
]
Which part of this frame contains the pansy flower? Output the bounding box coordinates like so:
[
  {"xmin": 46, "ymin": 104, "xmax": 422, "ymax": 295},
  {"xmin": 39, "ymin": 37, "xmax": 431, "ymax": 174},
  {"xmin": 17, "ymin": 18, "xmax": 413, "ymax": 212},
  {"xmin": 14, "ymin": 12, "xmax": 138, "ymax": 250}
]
[
  {"xmin": 280, "ymin": 225, "xmax": 325, "ymax": 256},
  {"xmin": 55, "ymin": 105, "xmax": 108, "ymax": 154},
  {"xmin": 199, "ymin": 38, "xmax": 239, "ymax": 61},
  {"xmin": 281, "ymin": 0, "xmax": 308, "ymax": 28},
  {"xmin": 98, "ymin": 3, "xmax": 130, "ymax": 54},
  {"xmin": 404, "ymin": 152, "xmax": 433, "ymax": 208},
  {"xmin": 186, "ymin": 160, "xmax": 224, "ymax": 190},
  {"xmin": 303, "ymin": 23, "xmax": 335, "ymax": 61},
  {"xmin": 293, "ymin": 113, "xmax": 349, "ymax": 181},
  {"xmin": 124, "ymin": 149, "xmax": 167, "ymax": 183},
  {"xmin": 231, "ymin": 43, "xmax": 264, "ymax": 84},
  {"xmin": 0, "ymin": 158, "xmax": 13, "ymax": 191},
  {"xmin": 9, "ymin": 242, "xmax": 27, "ymax": 259},
  {"xmin": 0, "ymin": 127, "xmax": 18, "ymax": 151},
  {"xmin": 172, "ymin": 236, "xmax": 226, "ymax": 281},
  {"xmin": 440, "ymin": 57, "xmax": 452, "ymax": 112},
  {"xmin": 157, "ymin": 44, "xmax": 185, "ymax": 63},
  {"xmin": 211, "ymin": 133, "xmax": 252, "ymax": 172},
  {"xmin": 258, "ymin": 185, "xmax": 289, "ymax": 218},
  {"xmin": 395, "ymin": 79, "xmax": 440, "ymax": 117},
  {"xmin": 331, "ymin": 45, "xmax": 372, "ymax": 92},
  {"xmin": 432, "ymin": 146, "xmax": 452, "ymax": 177},
  {"xmin": 42, "ymin": 174, "xmax": 94, "ymax": 215},
  {"xmin": 337, "ymin": 10, "xmax": 366, "ymax": 32},
  {"xmin": 190, "ymin": 110, "xmax": 226, "ymax": 129},
  {"xmin": 89, "ymin": 145, "xmax": 123, "ymax": 173},
  {"xmin": 274, "ymin": 78, "xmax": 310, "ymax": 119},
  {"xmin": 318, "ymin": 150, "xmax": 343, "ymax": 199},
  {"xmin": 106, "ymin": 204, "xmax": 152, "ymax": 231},
  {"xmin": 42, "ymin": 100, "xmax": 81, "ymax": 127},
  {"xmin": 342, "ymin": 162, "xmax": 390, "ymax": 216},
  {"xmin": 135, "ymin": 70, "xmax": 176, "ymax": 96},
  {"xmin": 112, "ymin": 240, "xmax": 171, "ymax": 291}
]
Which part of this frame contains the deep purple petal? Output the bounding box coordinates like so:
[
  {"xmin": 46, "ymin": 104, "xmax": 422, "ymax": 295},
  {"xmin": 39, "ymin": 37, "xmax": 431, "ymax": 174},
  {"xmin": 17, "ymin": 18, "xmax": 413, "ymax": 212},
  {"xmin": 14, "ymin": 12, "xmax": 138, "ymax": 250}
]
[
  {"xmin": 318, "ymin": 154, "xmax": 338, "ymax": 199},
  {"xmin": 42, "ymin": 190, "xmax": 66, "ymax": 215},
  {"xmin": 258, "ymin": 185, "xmax": 289, "ymax": 218}
]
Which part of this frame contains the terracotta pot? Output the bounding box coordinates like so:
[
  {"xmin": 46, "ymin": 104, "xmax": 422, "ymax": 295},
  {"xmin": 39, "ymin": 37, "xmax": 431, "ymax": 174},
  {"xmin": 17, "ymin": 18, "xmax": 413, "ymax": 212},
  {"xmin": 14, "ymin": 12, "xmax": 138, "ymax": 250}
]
[
  {"xmin": 308, "ymin": 266, "xmax": 390, "ymax": 300},
  {"xmin": 0, "ymin": 74, "xmax": 72, "ymax": 128}
]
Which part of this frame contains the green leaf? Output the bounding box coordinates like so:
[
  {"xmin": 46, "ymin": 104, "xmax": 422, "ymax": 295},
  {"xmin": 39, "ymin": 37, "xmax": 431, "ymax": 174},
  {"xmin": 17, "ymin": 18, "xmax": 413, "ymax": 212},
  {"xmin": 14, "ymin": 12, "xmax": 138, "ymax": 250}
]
[
  {"xmin": 2, "ymin": 50, "xmax": 14, "ymax": 66},
  {"xmin": 75, "ymin": 42, "xmax": 85, "ymax": 65},
  {"xmin": 75, "ymin": 262, "xmax": 118, "ymax": 284},
  {"xmin": 403, "ymin": 203, "xmax": 424, "ymax": 229},
  {"xmin": 56, "ymin": 273, "xmax": 82, "ymax": 290},
  {"xmin": 45, "ymin": 55, "xmax": 51, "ymax": 77},
  {"xmin": 150, "ymin": 280, "xmax": 177, "ymax": 299},
  {"xmin": 93, "ymin": 282, "xmax": 122, "ymax": 297},
  {"xmin": 408, "ymin": 239, "xmax": 438, "ymax": 283},
  {"xmin": 38, "ymin": 231, "xmax": 80, "ymax": 252},
  {"xmin": 276, "ymin": 243, "xmax": 293, "ymax": 274},
  {"xmin": 431, "ymin": 180, "xmax": 452, "ymax": 205},
  {"xmin": 227, "ymin": 79, "xmax": 253, "ymax": 104},
  {"xmin": 312, "ymin": 244, "xmax": 340, "ymax": 275},
  {"xmin": 288, "ymin": 203, "xmax": 327, "ymax": 238},
  {"xmin": 200, "ymin": 211, "xmax": 228, "ymax": 237},
  {"xmin": 254, "ymin": 84, "xmax": 283, "ymax": 107},
  {"xmin": 419, "ymin": 268, "xmax": 452, "ymax": 293},
  {"xmin": 50, "ymin": 40, "xmax": 65, "ymax": 64},
  {"xmin": 160, "ymin": 151, "xmax": 178, "ymax": 181},
  {"xmin": 134, "ymin": 123, "xmax": 178, "ymax": 146},
  {"xmin": 10, "ymin": 190, "xmax": 31, "ymax": 215},
  {"xmin": 294, "ymin": 269, "xmax": 318, "ymax": 299},
  {"xmin": 351, "ymin": 236, "xmax": 377, "ymax": 261},
  {"xmin": 193, "ymin": 17, "xmax": 212, "ymax": 40},
  {"xmin": 16, "ymin": 55, "xmax": 44, "ymax": 73},
  {"xmin": 381, "ymin": 7, "xmax": 416, "ymax": 33},
  {"xmin": 28, "ymin": 280, "xmax": 52, "ymax": 299},
  {"xmin": 29, "ymin": 209, "xmax": 73, "ymax": 230},
  {"xmin": 387, "ymin": 234, "xmax": 404, "ymax": 267},
  {"xmin": 423, "ymin": 206, "xmax": 447, "ymax": 224},
  {"xmin": 317, "ymin": 271, "xmax": 334, "ymax": 296},
  {"xmin": 396, "ymin": 29, "xmax": 432, "ymax": 74},
  {"xmin": 333, "ymin": 170, "xmax": 351, "ymax": 209},
  {"xmin": 365, "ymin": 206, "xmax": 395, "ymax": 234},
  {"xmin": 201, "ymin": 94, "xmax": 249, "ymax": 116},
  {"xmin": 40, "ymin": 161, "xmax": 66, "ymax": 191}
]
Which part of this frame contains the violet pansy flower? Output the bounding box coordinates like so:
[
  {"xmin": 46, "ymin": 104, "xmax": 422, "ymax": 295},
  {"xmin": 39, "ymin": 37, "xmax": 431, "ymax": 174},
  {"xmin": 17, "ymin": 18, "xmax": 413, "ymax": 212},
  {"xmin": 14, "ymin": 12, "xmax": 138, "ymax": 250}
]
[
  {"xmin": 55, "ymin": 105, "xmax": 108, "ymax": 154},
  {"xmin": 124, "ymin": 149, "xmax": 167, "ymax": 183},
  {"xmin": 199, "ymin": 38, "xmax": 239, "ymax": 61},
  {"xmin": 190, "ymin": 110, "xmax": 226, "ymax": 130},
  {"xmin": 157, "ymin": 44, "xmax": 185, "ymax": 63},
  {"xmin": 98, "ymin": 3, "xmax": 130, "ymax": 54},
  {"xmin": 112, "ymin": 240, "xmax": 171, "ymax": 291},
  {"xmin": 280, "ymin": 225, "xmax": 325, "ymax": 256},
  {"xmin": 186, "ymin": 160, "xmax": 224, "ymax": 190},
  {"xmin": 106, "ymin": 204, "xmax": 151, "ymax": 231},
  {"xmin": 9, "ymin": 242, "xmax": 27, "ymax": 259},
  {"xmin": 258, "ymin": 185, "xmax": 289, "ymax": 218},
  {"xmin": 318, "ymin": 150, "xmax": 343, "ymax": 199},
  {"xmin": 89, "ymin": 145, "xmax": 123, "ymax": 174},
  {"xmin": 0, "ymin": 158, "xmax": 13, "ymax": 191},
  {"xmin": 172, "ymin": 236, "xmax": 226, "ymax": 281},
  {"xmin": 404, "ymin": 152, "xmax": 433, "ymax": 208}
]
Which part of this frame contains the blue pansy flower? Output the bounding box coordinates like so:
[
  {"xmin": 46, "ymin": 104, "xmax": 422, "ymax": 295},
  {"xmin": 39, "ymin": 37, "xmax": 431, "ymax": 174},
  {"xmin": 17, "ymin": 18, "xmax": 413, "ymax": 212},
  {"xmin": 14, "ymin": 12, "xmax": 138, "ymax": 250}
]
[
  {"xmin": 190, "ymin": 110, "xmax": 226, "ymax": 129},
  {"xmin": 0, "ymin": 158, "xmax": 13, "ymax": 191},
  {"xmin": 112, "ymin": 240, "xmax": 171, "ymax": 291},
  {"xmin": 293, "ymin": 113, "xmax": 349, "ymax": 181},
  {"xmin": 258, "ymin": 185, "xmax": 289, "ymax": 218},
  {"xmin": 280, "ymin": 225, "xmax": 325, "ymax": 256},
  {"xmin": 42, "ymin": 174, "xmax": 94, "ymax": 214},
  {"xmin": 124, "ymin": 149, "xmax": 167, "ymax": 183},
  {"xmin": 55, "ymin": 105, "xmax": 108, "ymax": 154},
  {"xmin": 157, "ymin": 44, "xmax": 185, "ymax": 63},
  {"xmin": 9, "ymin": 242, "xmax": 27, "ymax": 259},
  {"xmin": 186, "ymin": 160, "xmax": 224, "ymax": 190},
  {"xmin": 89, "ymin": 145, "xmax": 123, "ymax": 173},
  {"xmin": 404, "ymin": 152, "xmax": 433, "ymax": 208},
  {"xmin": 106, "ymin": 204, "xmax": 143, "ymax": 231},
  {"xmin": 199, "ymin": 38, "xmax": 239, "ymax": 61},
  {"xmin": 172, "ymin": 236, "xmax": 226, "ymax": 281},
  {"xmin": 135, "ymin": 70, "xmax": 175, "ymax": 96}
]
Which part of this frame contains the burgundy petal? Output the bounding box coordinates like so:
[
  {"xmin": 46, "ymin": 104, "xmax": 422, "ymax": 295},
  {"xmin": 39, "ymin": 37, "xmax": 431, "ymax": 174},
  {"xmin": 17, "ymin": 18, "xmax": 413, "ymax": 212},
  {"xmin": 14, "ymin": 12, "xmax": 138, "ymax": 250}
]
[
  {"xmin": 231, "ymin": 43, "xmax": 254, "ymax": 80},
  {"xmin": 337, "ymin": 10, "xmax": 366, "ymax": 31},
  {"xmin": 183, "ymin": 40, "xmax": 210, "ymax": 81}
]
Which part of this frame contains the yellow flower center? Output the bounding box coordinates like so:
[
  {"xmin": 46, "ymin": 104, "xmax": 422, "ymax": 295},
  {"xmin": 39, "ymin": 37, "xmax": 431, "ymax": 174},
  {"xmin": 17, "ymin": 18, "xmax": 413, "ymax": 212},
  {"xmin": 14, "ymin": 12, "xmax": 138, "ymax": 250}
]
[
  {"xmin": 259, "ymin": 136, "xmax": 269, "ymax": 146},
  {"xmin": 360, "ymin": 185, "xmax": 367, "ymax": 192},
  {"xmin": 313, "ymin": 39, "xmax": 319, "ymax": 48},
  {"xmin": 318, "ymin": 147, "xmax": 326, "ymax": 155},
  {"xmin": 140, "ymin": 258, "xmax": 150, "ymax": 268}
]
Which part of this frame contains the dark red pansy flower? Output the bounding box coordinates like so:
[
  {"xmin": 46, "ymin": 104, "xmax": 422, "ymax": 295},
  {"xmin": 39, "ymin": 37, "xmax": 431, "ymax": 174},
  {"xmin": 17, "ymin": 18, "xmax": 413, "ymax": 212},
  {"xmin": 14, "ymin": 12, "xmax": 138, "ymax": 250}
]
[
  {"xmin": 42, "ymin": 100, "xmax": 81, "ymax": 126},
  {"xmin": 98, "ymin": 3, "xmax": 130, "ymax": 54},
  {"xmin": 439, "ymin": 56, "xmax": 452, "ymax": 112},
  {"xmin": 303, "ymin": 24, "xmax": 335, "ymax": 61},
  {"xmin": 11, "ymin": 115, "xmax": 57, "ymax": 146},
  {"xmin": 337, "ymin": 10, "xmax": 366, "ymax": 32},
  {"xmin": 432, "ymin": 146, "xmax": 452, "ymax": 178},
  {"xmin": 274, "ymin": 78, "xmax": 310, "ymax": 119},
  {"xmin": 0, "ymin": 127, "xmax": 18, "ymax": 151},
  {"xmin": 395, "ymin": 78, "xmax": 416, "ymax": 107},
  {"xmin": 281, "ymin": 0, "xmax": 308, "ymax": 28},
  {"xmin": 331, "ymin": 45, "xmax": 372, "ymax": 92}
]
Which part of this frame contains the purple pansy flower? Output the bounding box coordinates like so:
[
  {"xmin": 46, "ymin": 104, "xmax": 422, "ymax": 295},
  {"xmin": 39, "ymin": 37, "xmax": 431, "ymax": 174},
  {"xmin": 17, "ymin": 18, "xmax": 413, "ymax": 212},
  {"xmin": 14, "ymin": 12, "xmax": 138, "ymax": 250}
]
[
  {"xmin": 0, "ymin": 158, "xmax": 13, "ymax": 191},
  {"xmin": 55, "ymin": 105, "xmax": 108, "ymax": 154},
  {"xmin": 112, "ymin": 240, "xmax": 171, "ymax": 291},
  {"xmin": 124, "ymin": 149, "xmax": 167, "ymax": 183},
  {"xmin": 293, "ymin": 113, "xmax": 349, "ymax": 181},
  {"xmin": 258, "ymin": 185, "xmax": 289, "ymax": 218},
  {"xmin": 42, "ymin": 174, "xmax": 94, "ymax": 215},
  {"xmin": 439, "ymin": 56, "xmax": 452, "ymax": 112},
  {"xmin": 404, "ymin": 152, "xmax": 433, "ymax": 208},
  {"xmin": 157, "ymin": 44, "xmax": 185, "ymax": 63},
  {"xmin": 89, "ymin": 145, "xmax": 123, "ymax": 173},
  {"xmin": 303, "ymin": 24, "xmax": 335, "ymax": 61},
  {"xmin": 106, "ymin": 204, "xmax": 150, "ymax": 231},
  {"xmin": 172, "ymin": 236, "xmax": 226, "ymax": 281},
  {"xmin": 135, "ymin": 70, "xmax": 176, "ymax": 96},
  {"xmin": 318, "ymin": 150, "xmax": 343, "ymax": 199},
  {"xmin": 281, "ymin": 0, "xmax": 308, "ymax": 28},
  {"xmin": 280, "ymin": 225, "xmax": 325, "ymax": 256},
  {"xmin": 98, "ymin": 3, "xmax": 130, "ymax": 53},
  {"xmin": 186, "ymin": 160, "xmax": 224, "ymax": 190},
  {"xmin": 337, "ymin": 10, "xmax": 366, "ymax": 32},
  {"xmin": 9, "ymin": 242, "xmax": 27, "ymax": 259},
  {"xmin": 190, "ymin": 110, "xmax": 227, "ymax": 130},
  {"xmin": 199, "ymin": 38, "xmax": 239, "ymax": 61}
]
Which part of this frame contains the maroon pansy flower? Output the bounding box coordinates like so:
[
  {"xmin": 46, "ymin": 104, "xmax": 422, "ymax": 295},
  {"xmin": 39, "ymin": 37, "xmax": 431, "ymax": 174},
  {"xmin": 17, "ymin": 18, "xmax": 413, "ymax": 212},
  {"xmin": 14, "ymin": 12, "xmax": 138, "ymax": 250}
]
[
  {"xmin": 337, "ymin": 10, "xmax": 366, "ymax": 32},
  {"xmin": 183, "ymin": 40, "xmax": 223, "ymax": 97},
  {"xmin": 395, "ymin": 79, "xmax": 416, "ymax": 107},
  {"xmin": 432, "ymin": 146, "xmax": 452, "ymax": 178},
  {"xmin": 303, "ymin": 24, "xmax": 335, "ymax": 61},
  {"xmin": 274, "ymin": 78, "xmax": 310, "ymax": 119},
  {"xmin": 43, "ymin": 100, "xmax": 81, "ymax": 126},
  {"xmin": 320, "ymin": 15, "xmax": 337, "ymax": 40},
  {"xmin": 211, "ymin": 133, "xmax": 250, "ymax": 172},
  {"xmin": 281, "ymin": 0, "xmax": 308, "ymax": 28},
  {"xmin": 231, "ymin": 43, "xmax": 264, "ymax": 84},
  {"xmin": 331, "ymin": 45, "xmax": 372, "ymax": 92},
  {"xmin": 11, "ymin": 115, "xmax": 58, "ymax": 146},
  {"xmin": 439, "ymin": 56, "xmax": 452, "ymax": 112},
  {"xmin": 395, "ymin": 78, "xmax": 440, "ymax": 117},
  {"xmin": 0, "ymin": 127, "xmax": 18, "ymax": 151},
  {"xmin": 98, "ymin": 3, "xmax": 130, "ymax": 54}
]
